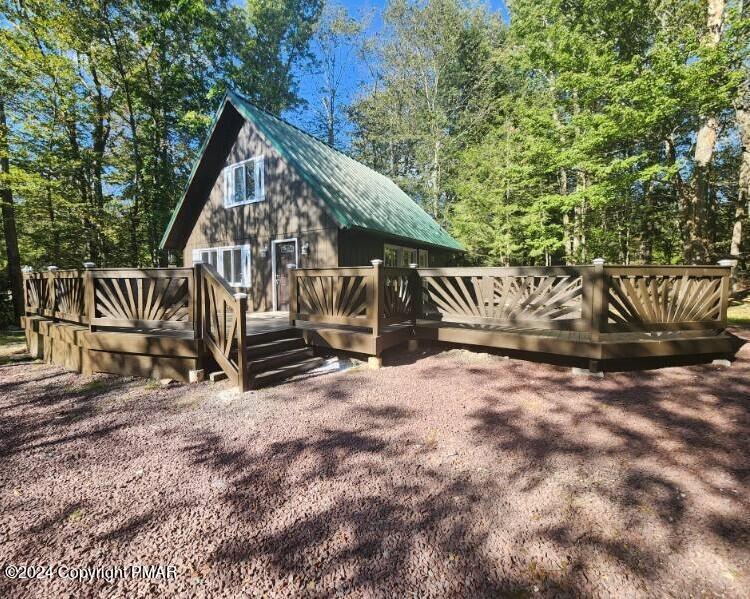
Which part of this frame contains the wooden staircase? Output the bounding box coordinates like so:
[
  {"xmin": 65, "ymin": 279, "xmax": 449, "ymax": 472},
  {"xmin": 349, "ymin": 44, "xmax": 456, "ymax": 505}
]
[{"xmin": 243, "ymin": 328, "xmax": 324, "ymax": 388}]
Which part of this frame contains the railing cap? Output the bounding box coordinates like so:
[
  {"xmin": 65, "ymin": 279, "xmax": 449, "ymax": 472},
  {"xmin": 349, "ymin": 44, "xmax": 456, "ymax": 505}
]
[
  {"xmin": 717, "ymin": 259, "xmax": 737, "ymax": 267},
  {"xmin": 233, "ymin": 292, "xmax": 248, "ymax": 300},
  {"xmin": 22, "ymin": 265, "xmax": 34, "ymax": 273},
  {"xmin": 83, "ymin": 261, "xmax": 96, "ymax": 269},
  {"xmin": 592, "ymin": 258, "xmax": 605, "ymax": 266},
  {"xmin": 409, "ymin": 263, "xmax": 418, "ymax": 269},
  {"xmin": 287, "ymin": 263, "xmax": 297, "ymax": 270},
  {"xmin": 47, "ymin": 265, "xmax": 59, "ymax": 272},
  {"xmin": 370, "ymin": 259, "xmax": 383, "ymax": 266}
]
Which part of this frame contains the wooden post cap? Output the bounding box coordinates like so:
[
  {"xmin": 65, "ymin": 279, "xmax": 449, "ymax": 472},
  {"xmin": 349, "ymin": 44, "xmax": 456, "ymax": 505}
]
[
  {"xmin": 717, "ymin": 259, "xmax": 737, "ymax": 267},
  {"xmin": 233, "ymin": 292, "xmax": 248, "ymax": 300},
  {"xmin": 83, "ymin": 261, "xmax": 96, "ymax": 269},
  {"xmin": 409, "ymin": 263, "xmax": 418, "ymax": 268},
  {"xmin": 287, "ymin": 263, "xmax": 297, "ymax": 270},
  {"xmin": 22, "ymin": 265, "xmax": 33, "ymax": 273},
  {"xmin": 370, "ymin": 259, "xmax": 383, "ymax": 266},
  {"xmin": 592, "ymin": 258, "xmax": 605, "ymax": 266},
  {"xmin": 47, "ymin": 265, "xmax": 59, "ymax": 272}
]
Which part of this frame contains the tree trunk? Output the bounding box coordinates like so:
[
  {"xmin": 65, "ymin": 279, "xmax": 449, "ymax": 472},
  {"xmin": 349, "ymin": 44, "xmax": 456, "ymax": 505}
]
[
  {"xmin": 686, "ymin": 0, "xmax": 726, "ymax": 263},
  {"xmin": 732, "ymin": 103, "xmax": 749, "ymax": 258},
  {"xmin": 0, "ymin": 98, "xmax": 24, "ymax": 324},
  {"xmin": 731, "ymin": 1, "xmax": 749, "ymax": 258}
]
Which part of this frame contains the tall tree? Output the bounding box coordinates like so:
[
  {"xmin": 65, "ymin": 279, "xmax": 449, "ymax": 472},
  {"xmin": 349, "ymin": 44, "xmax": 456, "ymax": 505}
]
[
  {"xmin": 308, "ymin": 3, "xmax": 365, "ymax": 147},
  {"xmin": 686, "ymin": 0, "xmax": 727, "ymax": 263},
  {"xmin": 0, "ymin": 97, "xmax": 23, "ymax": 323},
  {"xmin": 731, "ymin": 0, "xmax": 750, "ymax": 257},
  {"xmin": 350, "ymin": 0, "xmax": 500, "ymax": 222}
]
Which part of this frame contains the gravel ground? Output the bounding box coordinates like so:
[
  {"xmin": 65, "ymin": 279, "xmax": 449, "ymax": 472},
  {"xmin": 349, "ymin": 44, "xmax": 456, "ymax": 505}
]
[{"xmin": 1, "ymin": 333, "xmax": 750, "ymax": 598}]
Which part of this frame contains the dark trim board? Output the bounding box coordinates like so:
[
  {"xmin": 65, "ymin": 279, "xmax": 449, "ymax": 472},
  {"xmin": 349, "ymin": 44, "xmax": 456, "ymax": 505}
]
[{"xmin": 415, "ymin": 320, "xmax": 743, "ymax": 364}]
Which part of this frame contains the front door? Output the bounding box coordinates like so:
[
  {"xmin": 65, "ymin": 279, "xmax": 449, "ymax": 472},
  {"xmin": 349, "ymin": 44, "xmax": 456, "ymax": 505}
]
[{"xmin": 274, "ymin": 240, "xmax": 297, "ymax": 311}]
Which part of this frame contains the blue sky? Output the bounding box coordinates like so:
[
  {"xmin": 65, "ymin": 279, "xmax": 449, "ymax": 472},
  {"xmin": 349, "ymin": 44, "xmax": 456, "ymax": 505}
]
[{"xmin": 286, "ymin": 0, "xmax": 510, "ymax": 143}]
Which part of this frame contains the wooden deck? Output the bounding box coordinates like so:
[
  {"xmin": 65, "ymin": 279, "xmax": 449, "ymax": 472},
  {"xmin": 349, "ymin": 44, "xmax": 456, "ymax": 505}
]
[{"xmin": 21, "ymin": 261, "xmax": 745, "ymax": 390}]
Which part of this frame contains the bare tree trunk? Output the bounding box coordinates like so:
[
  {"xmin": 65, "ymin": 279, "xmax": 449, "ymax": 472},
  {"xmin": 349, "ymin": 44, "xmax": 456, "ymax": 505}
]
[
  {"xmin": 731, "ymin": 0, "xmax": 748, "ymax": 258},
  {"xmin": 686, "ymin": 0, "xmax": 726, "ymax": 263},
  {"xmin": 0, "ymin": 98, "xmax": 23, "ymax": 324},
  {"xmin": 732, "ymin": 100, "xmax": 749, "ymax": 257}
]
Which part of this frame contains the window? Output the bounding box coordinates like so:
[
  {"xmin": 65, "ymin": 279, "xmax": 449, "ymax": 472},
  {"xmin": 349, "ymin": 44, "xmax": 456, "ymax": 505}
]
[
  {"xmin": 384, "ymin": 245, "xmax": 399, "ymax": 267},
  {"xmin": 192, "ymin": 244, "xmax": 251, "ymax": 287},
  {"xmin": 224, "ymin": 156, "xmax": 264, "ymax": 207},
  {"xmin": 384, "ymin": 244, "xmax": 420, "ymax": 267},
  {"xmin": 418, "ymin": 249, "xmax": 429, "ymax": 267}
]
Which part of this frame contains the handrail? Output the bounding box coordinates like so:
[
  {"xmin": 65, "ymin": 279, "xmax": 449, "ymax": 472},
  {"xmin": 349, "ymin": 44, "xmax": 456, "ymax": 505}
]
[{"xmin": 196, "ymin": 263, "xmax": 250, "ymax": 391}]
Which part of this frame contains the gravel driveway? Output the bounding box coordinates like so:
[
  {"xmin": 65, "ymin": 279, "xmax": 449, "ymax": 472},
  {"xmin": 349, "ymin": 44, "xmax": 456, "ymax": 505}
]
[{"xmin": 1, "ymin": 334, "xmax": 750, "ymax": 598}]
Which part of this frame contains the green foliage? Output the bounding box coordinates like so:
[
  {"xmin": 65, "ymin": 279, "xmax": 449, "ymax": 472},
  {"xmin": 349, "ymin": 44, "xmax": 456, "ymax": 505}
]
[{"xmin": 351, "ymin": 0, "xmax": 749, "ymax": 266}]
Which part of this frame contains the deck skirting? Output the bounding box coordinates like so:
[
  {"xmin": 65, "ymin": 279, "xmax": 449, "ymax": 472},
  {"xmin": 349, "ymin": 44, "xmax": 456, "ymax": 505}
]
[{"xmin": 22, "ymin": 316, "xmax": 202, "ymax": 382}]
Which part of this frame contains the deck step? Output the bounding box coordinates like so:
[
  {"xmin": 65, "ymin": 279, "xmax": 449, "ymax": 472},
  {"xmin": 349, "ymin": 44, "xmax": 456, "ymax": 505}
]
[
  {"xmin": 245, "ymin": 336, "xmax": 306, "ymax": 357},
  {"xmin": 247, "ymin": 347, "xmax": 314, "ymax": 372},
  {"xmin": 250, "ymin": 356, "xmax": 325, "ymax": 388},
  {"xmin": 245, "ymin": 327, "xmax": 302, "ymax": 345}
]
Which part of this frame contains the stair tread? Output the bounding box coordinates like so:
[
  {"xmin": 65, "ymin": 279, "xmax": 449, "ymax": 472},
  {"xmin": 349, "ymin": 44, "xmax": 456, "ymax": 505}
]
[
  {"xmin": 252, "ymin": 356, "xmax": 325, "ymax": 386},
  {"xmin": 246, "ymin": 336, "xmax": 305, "ymax": 351},
  {"xmin": 243, "ymin": 337, "xmax": 306, "ymax": 357},
  {"xmin": 247, "ymin": 347, "xmax": 313, "ymax": 370}
]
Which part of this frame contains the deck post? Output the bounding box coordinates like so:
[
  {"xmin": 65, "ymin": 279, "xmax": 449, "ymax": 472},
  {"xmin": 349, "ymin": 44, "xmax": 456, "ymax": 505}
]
[
  {"xmin": 717, "ymin": 260, "xmax": 733, "ymax": 327},
  {"xmin": 288, "ymin": 263, "xmax": 297, "ymax": 327},
  {"xmin": 47, "ymin": 266, "xmax": 58, "ymax": 321},
  {"xmin": 409, "ymin": 263, "xmax": 420, "ymax": 326},
  {"xmin": 370, "ymin": 260, "xmax": 383, "ymax": 345},
  {"xmin": 21, "ymin": 266, "xmax": 32, "ymax": 316},
  {"xmin": 83, "ymin": 262, "xmax": 96, "ymax": 330},
  {"xmin": 192, "ymin": 262, "xmax": 202, "ymax": 339},
  {"xmin": 235, "ymin": 292, "xmax": 250, "ymax": 391},
  {"xmin": 590, "ymin": 258, "xmax": 606, "ymax": 343}
]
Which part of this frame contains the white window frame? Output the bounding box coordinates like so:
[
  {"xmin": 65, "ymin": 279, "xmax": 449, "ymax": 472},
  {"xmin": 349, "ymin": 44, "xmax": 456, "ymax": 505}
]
[
  {"xmin": 192, "ymin": 244, "xmax": 251, "ymax": 288},
  {"xmin": 271, "ymin": 238, "xmax": 299, "ymax": 312},
  {"xmin": 223, "ymin": 155, "xmax": 265, "ymax": 207},
  {"xmin": 384, "ymin": 243, "xmax": 421, "ymax": 267}
]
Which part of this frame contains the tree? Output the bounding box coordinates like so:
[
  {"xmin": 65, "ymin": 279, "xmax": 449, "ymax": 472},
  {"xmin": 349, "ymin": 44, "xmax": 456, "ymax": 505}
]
[
  {"xmin": 308, "ymin": 3, "xmax": 365, "ymax": 147},
  {"xmin": 731, "ymin": 0, "xmax": 750, "ymax": 257},
  {"xmin": 349, "ymin": 0, "xmax": 500, "ymax": 222},
  {"xmin": 0, "ymin": 97, "xmax": 23, "ymax": 323}
]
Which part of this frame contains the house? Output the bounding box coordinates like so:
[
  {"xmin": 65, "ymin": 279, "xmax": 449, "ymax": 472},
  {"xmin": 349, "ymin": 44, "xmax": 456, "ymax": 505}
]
[{"xmin": 159, "ymin": 90, "xmax": 464, "ymax": 312}]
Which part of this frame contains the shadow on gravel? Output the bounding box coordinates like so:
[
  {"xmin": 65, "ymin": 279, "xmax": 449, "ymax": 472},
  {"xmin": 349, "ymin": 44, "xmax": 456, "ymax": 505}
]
[
  {"xmin": 0, "ymin": 367, "xmax": 128, "ymax": 459},
  {"xmin": 182, "ymin": 335, "xmax": 750, "ymax": 596}
]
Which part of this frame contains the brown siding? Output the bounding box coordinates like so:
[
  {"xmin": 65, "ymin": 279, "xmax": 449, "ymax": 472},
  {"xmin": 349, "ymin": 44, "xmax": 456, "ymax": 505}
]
[{"xmin": 182, "ymin": 120, "xmax": 339, "ymax": 311}]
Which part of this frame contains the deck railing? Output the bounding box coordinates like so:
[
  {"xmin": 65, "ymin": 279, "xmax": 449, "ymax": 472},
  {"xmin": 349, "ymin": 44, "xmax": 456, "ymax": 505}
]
[
  {"xmin": 196, "ymin": 263, "xmax": 250, "ymax": 391},
  {"xmin": 289, "ymin": 261, "xmax": 732, "ymax": 343},
  {"xmin": 22, "ymin": 266, "xmax": 197, "ymax": 333},
  {"xmin": 289, "ymin": 261, "xmax": 421, "ymax": 333},
  {"xmin": 290, "ymin": 265, "xmax": 378, "ymax": 329},
  {"xmin": 88, "ymin": 268, "xmax": 194, "ymax": 332}
]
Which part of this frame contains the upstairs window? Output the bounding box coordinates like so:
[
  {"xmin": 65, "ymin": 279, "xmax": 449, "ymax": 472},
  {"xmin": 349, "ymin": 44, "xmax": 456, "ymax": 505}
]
[{"xmin": 224, "ymin": 156, "xmax": 264, "ymax": 207}]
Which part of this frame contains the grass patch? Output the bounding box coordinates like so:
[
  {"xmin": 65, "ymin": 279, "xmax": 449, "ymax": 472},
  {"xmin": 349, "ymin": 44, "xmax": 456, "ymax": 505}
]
[
  {"xmin": 728, "ymin": 298, "xmax": 750, "ymax": 326},
  {"xmin": 77, "ymin": 379, "xmax": 111, "ymax": 394}
]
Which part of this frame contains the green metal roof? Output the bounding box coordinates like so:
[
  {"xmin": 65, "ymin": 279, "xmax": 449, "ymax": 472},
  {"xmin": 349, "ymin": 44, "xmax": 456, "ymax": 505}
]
[{"xmin": 160, "ymin": 91, "xmax": 463, "ymax": 252}]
